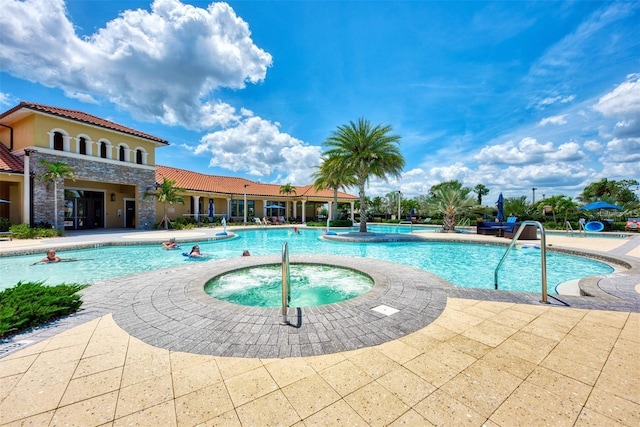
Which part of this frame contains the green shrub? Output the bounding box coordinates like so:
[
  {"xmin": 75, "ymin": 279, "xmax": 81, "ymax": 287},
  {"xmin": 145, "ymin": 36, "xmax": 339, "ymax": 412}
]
[
  {"xmin": 0, "ymin": 217, "xmax": 10, "ymax": 232},
  {"xmin": 9, "ymin": 223, "xmax": 63, "ymax": 239},
  {"xmin": 9, "ymin": 223, "xmax": 38, "ymax": 239},
  {"xmin": 0, "ymin": 281, "xmax": 88, "ymax": 338}
]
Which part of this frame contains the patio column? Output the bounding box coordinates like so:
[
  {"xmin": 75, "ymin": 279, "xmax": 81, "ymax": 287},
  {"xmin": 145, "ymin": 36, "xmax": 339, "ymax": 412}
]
[
  {"xmin": 301, "ymin": 200, "xmax": 306, "ymax": 223},
  {"xmin": 193, "ymin": 195, "xmax": 200, "ymax": 222},
  {"xmin": 226, "ymin": 198, "xmax": 231, "ymax": 219},
  {"xmin": 293, "ymin": 201, "xmax": 297, "ymax": 220},
  {"xmin": 350, "ymin": 201, "xmax": 355, "ymax": 222}
]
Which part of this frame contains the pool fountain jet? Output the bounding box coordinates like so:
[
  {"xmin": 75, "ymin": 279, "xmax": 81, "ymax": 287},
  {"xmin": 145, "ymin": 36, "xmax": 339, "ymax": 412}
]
[{"xmin": 216, "ymin": 217, "xmax": 228, "ymax": 236}]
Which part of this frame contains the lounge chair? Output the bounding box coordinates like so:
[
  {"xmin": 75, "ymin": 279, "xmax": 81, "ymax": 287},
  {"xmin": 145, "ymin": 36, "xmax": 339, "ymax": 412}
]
[
  {"xmin": 625, "ymin": 218, "xmax": 639, "ymax": 232},
  {"xmin": 277, "ymin": 216, "xmax": 286, "ymax": 224},
  {"xmin": 253, "ymin": 217, "xmax": 262, "ymax": 226},
  {"xmin": 262, "ymin": 217, "xmax": 271, "ymax": 225}
]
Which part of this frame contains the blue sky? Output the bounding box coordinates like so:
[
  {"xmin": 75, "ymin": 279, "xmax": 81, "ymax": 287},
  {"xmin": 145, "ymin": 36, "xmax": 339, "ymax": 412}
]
[{"xmin": 1, "ymin": 0, "xmax": 639, "ymax": 202}]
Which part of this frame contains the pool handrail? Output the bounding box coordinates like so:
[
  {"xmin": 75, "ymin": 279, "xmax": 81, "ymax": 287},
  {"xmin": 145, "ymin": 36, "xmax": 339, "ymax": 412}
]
[
  {"xmin": 399, "ymin": 220, "xmax": 413, "ymax": 233},
  {"xmin": 494, "ymin": 220, "xmax": 549, "ymax": 304},
  {"xmin": 281, "ymin": 241, "xmax": 291, "ymax": 325}
]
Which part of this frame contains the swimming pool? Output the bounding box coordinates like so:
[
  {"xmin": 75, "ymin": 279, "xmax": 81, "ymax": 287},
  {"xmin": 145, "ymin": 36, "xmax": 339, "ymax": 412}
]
[{"xmin": 0, "ymin": 228, "xmax": 613, "ymax": 293}]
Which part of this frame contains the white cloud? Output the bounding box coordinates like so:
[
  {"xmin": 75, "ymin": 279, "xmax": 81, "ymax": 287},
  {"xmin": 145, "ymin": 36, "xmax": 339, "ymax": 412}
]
[
  {"xmin": 193, "ymin": 114, "xmax": 322, "ymax": 184},
  {"xmin": 64, "ymin": 91, "xmax": 99, "ymax": 104},
  {"xmin": 538, "ymin": 95, "xmax": 575, "ymax": 107},
  {"xmin": 0, "ymin": 92, "xmax": 14, "ymax": 107},
  {"xmin": 593, "ymin": 73, "xmax": 640, "ymax": 138},
  {"xmin": 593, "ymin": 73, "xmax": 640, "ymax": 116},
  {"xmin": 547, "ymin": 142, "xmax": 584, "ymax": 162},
  {"xmin": 601, "ymin": 137, "xmax": 640, "ymax": 163},
  {"xmin": 583, "ymin": 140, "xmax": 603, "ymax": 151},
  {"xmin": 474, "ymin": 137, "xmax": 554, "ymax": 164},
  {"xmin": 538, "ymin": 114, "xmax": 567, "ymax": 126},
  {"xmin": 0, "ymin": 0, "xmax": 272, "ymax": 130}
]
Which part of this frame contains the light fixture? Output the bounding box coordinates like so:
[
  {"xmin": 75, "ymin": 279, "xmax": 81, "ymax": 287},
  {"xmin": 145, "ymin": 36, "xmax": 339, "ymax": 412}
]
[{"xmin": 110, "ymin": 193, "xmax": 116, "ymax": 202}]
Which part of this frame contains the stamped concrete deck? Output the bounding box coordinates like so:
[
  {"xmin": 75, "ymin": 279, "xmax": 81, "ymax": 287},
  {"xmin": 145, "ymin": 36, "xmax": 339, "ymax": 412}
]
[{"xmin": 0, "ymin": 226, "xmax": 638, "ymax": 426}]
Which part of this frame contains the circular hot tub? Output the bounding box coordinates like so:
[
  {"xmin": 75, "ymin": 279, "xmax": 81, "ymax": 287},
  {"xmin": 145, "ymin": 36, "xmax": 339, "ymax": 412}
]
[{"xmin": 204, "ymin": 263, "xmax": 373, "ymax": 307}]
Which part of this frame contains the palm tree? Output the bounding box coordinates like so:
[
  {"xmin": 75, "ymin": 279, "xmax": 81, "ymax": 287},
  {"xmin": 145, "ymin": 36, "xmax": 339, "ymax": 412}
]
[
  {"xmin": 323, "ymin": 118, "xmax": 404, "ymax": 232},
  {"xmin": 312, "ymin": 156, "xmax": 357, "ymax": 221},
  {"xmin": 144, "ymin": 177, "xmax": 185, "ymax": 230},
  {"xmin": 504, "ymin": 196, "xmax": 530, "ymax": 218},
  {"xmin": 473, "ymin": 184, "xmax": 490, "ymax": 205},
  {"xmin": 279, "ymin": 183, "xmax": 296, "ymax": 196},
  {"xmin": 39, "ymin": 159, "xmax": 76, "ymax": 230},
  {"xmin": 427, "ymin": 185, "xmax": 476, "ymax": 232}
]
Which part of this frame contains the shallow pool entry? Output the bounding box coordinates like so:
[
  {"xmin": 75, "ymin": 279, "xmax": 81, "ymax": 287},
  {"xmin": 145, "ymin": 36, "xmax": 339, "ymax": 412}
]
[{"xmin": 205, "ymin": 264, "xmax": 373, "ymax": 307}]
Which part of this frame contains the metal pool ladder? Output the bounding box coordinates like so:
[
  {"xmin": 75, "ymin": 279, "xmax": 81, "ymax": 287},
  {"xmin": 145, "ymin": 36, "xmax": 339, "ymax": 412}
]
[
  {"xmin": 280, "ymin": 242, "xmax": 291, "ymax": 324},
  {"xmin": 399, "ymin": 220, "xmax": 413, "ymax": 233},
  {"xmin": 494, "ymin": 220, "xmax": 549, "ymax": 304}
]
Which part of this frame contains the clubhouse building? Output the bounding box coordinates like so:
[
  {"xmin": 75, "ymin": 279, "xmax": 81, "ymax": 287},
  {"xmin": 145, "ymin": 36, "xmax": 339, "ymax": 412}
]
[{"xmin": 0, "ymin": 102, "xmax": 357, "ymax": 230}]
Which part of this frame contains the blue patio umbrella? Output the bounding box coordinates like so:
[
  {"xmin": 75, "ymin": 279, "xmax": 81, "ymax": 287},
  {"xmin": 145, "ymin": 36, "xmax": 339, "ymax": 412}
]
[
  {"xmin": 0, "ymin": 199, "xmax": 9, "ymax": 203},
  {"xmin": 208, "ymin": 200, "xmax": 214, "ymax": 219},
  {"xmin": 265, "ymin": 204, "xmax": 285, "ymax": 209},
  {"xmin": 410, "ymin": 207, "xmax": 415, "ymax": 218},
  {"xmin": 496, "ymin": 193, "xmax": 505, "ymax": 221},
  {"xmin": 578, "ymin": 201, "xmax": 622, "ymax": 211}
]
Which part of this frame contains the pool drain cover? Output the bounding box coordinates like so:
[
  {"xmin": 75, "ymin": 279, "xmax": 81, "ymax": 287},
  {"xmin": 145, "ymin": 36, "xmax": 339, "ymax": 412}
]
[{"xmin": 371, "ymin": 305, "xmax": 399, "ymax": 316}]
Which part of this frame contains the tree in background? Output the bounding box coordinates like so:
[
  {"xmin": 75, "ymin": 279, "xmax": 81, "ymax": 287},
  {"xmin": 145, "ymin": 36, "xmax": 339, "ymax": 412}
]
[
  {"xmin": 322, "ymin": 118, "xmax": 404, "ymax": 232},
  {"xmin": 579, "ymin": 178, "xmax": 639, "ymax": 205},
  {"xmin": 426, "ymin": 183, "xmax": 476, "ymax": 232},
  {"xmin": 312, "ymin": 157, "xmax": 355, "ymax": 221},
  {"xmin": 538, "ymin": 195, "xmax": 578, "ymax": 226},
  {"xmin": 503, "ymin": 196, "xmax": 531, "ymax": 219},
  {"xmin": 473, "ymin": 184, "xmax": 490, "ymax": 205},
  {"xmin": 38, "ymin": 159, "xmax": 76, "ymax": 230},
  {"xmin": 429, "ymin": 180, "xmax": 468, "ymax": 197},
  {"xmin": 144, "ymin": 177, "xmax": 185, "ymax": 230},
  {"xmin": 279, "ymin": 183, "xmax": 297, "ymax": 197},
  {"xmin": 369, "ymin": 196, "xmax": 385, "ymax": 217}
]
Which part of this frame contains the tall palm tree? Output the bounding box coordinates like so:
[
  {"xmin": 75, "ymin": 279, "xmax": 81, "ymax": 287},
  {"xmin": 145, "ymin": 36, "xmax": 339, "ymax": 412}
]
[
  {"xmin": 473, "ymin": 184, "xmax": 490, "ymax": 205},
  {"xmin": 144, "ymin": 177, "xmax": 185, "ymax": 230},
  {"xmin": 427, "ymin": 185, "xmax": 476, "ymax": 232},
  {"xmin": 39, "ymin": 159, "xmax": 76, "ymax": 230},
  {"xmin": 323, "ymin": 118, "xmax": 404, "ymax": 232},
  {"xmin": 279, "ymin": 183, "xmax": 296, "ymax": 196},
  {"xmin": 312, "ymin": 156, "xmax": 357, "ymax": 221},
  {"xmin": 278, "ymin": 183, "xmax": 297, "ymax": 220}
]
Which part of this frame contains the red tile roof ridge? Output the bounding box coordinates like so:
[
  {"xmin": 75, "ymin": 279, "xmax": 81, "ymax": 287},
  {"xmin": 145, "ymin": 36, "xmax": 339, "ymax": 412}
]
[
  {"xmin": 156, "ymin": 165, "xmax": 357, "ymax": 199},
  {"xmin": 3, "ymin": 102, "xmax": 168, "ymax": 145}
]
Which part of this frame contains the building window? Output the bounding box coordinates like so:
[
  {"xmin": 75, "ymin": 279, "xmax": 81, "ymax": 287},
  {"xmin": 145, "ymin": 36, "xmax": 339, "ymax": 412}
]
[
  {"xmin": 79, "ymin": 137, "xmax": 87, "ymax": 155},
  {"xmin": 136, "ymin": 149, "xmax": 143, "ymax": 164},
  {"xmin": 119, "ymin": 145, "xmax": 125, "ymax": 161},
  {"xmin": 100, "ymin": 141, "xmax": 107, "ymax": 158},
  {"xmin": 53, "ymin": 132, "xmax": 64, "ymax": 151}
]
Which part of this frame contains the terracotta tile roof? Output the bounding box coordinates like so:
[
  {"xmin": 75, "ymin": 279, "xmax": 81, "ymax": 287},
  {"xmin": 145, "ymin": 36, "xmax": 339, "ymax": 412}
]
[
  {"xmin": 156, "ymin": 165, "xmax": 357, "ymax": 200},
  {"xmin": 0, "ymin": 143, "xmax": 23, "ymax": 173},
  {"xmin": 0, "ymin": 102, "xmax": 168, "ymax": 145}
]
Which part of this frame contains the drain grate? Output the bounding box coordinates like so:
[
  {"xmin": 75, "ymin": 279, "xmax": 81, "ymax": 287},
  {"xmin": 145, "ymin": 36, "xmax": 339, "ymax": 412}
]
[{"xmin": 371, "ymin": 305, "xmax": 399, "ymax": 316}]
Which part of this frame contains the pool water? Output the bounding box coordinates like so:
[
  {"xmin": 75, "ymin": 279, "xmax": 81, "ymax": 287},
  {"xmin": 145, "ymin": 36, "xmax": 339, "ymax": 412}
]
[
  {"xmin": 0, "ymin": 228, "xmax": 613, "ymax": 293},
  {"xmin": 205, "ymin": 264, "xmax": 373, "ymax": 307}
]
